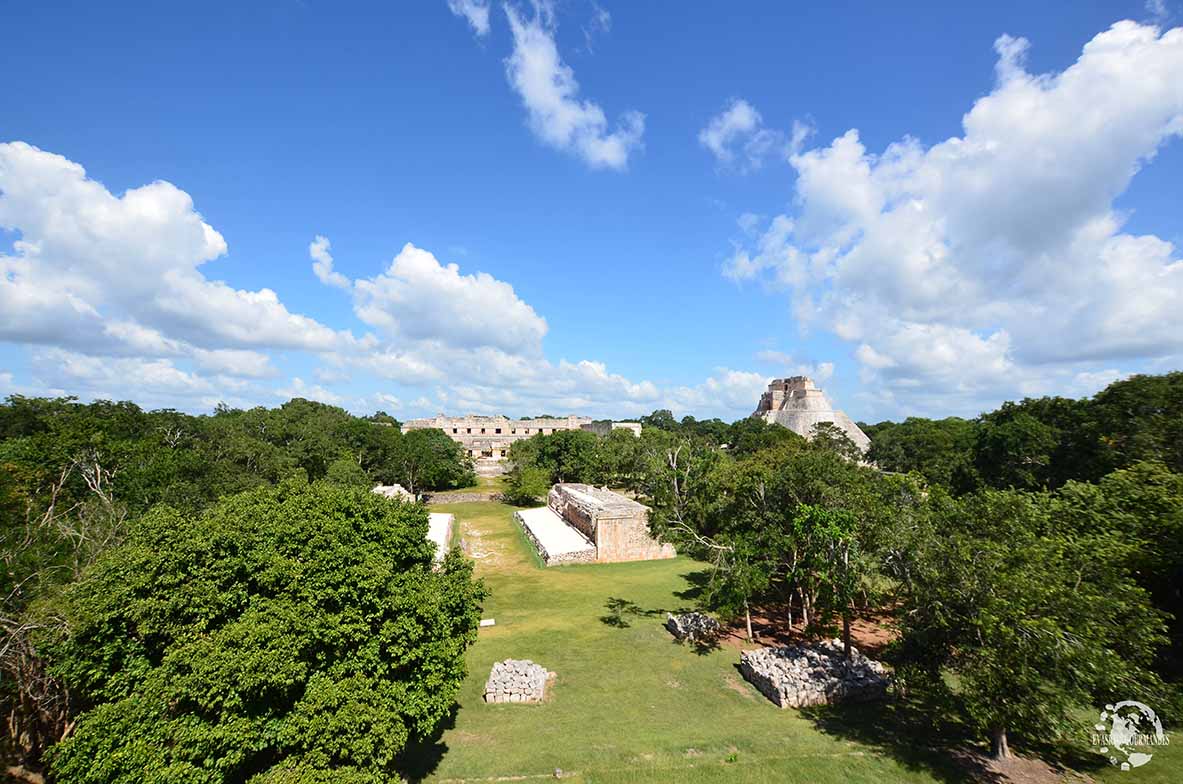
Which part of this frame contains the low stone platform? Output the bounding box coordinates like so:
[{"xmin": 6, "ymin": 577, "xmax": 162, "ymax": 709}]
[
  {"xmin": 515, "ymin": 507, "xmax": 596, "ymax": 565},
  {"xmin": 483, "ymin": 659, "xmax": 553, "ymax": 703},
  {"xmin": 739, "ymin": 639, "xmax": 890, "ymax": 708}
]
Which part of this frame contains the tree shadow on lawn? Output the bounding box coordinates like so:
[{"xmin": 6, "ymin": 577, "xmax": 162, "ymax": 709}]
[
  {"xmin": 797, "ymin": 692, "xmax": 990, "ymax": 783},
  {"xmin": 598, "ymin": 593, "xmax": 724, "ymax": 655},
  {"xmin": 797, "ymin": 691, "xmax": 1108, "ymax": 784},
  {"xmin": 674, "ymin": 569, "xmax": 711, "ymax": 602},
  {"xmin": 598, "ymin": 596, "xmax": 678, "ymax": 628},
  {"xmin": 394, "ymin": 703, "xmax": 458, "ymax": 783}
]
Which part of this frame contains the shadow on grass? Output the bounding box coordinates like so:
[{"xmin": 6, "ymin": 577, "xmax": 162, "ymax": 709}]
[
  {"xmin": 797, "ymin": 689, "xmax": 987, "ymax": 784},
  {"xmin": 599, "ymin": 596, "xmax": 672, "ymax": 628},
  {"xmin": 674, "ymin": 569, "xmax": 711, "ymax": 602},
  {"xmin": 797, "ymin": 688, "xmax": 1110, "ymax": 783},
  {"xmin": 394, "ymin": 704, "xmax": 458, "ymax": 783}
]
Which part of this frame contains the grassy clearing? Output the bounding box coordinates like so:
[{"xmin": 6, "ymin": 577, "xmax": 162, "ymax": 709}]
[{"xmin": 412, "ymin": 500, "xmax": 1181, "ymax": 783}]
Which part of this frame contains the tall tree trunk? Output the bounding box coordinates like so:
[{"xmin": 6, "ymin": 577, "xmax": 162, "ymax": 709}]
[
  {"xmin": 744, "ymin": 600, "xmax": 754, "ymax": 643},
  {"xmin": 801, "ymin": 589, "xmax": 810, "ymax": 629},
  {"xmin": 991, "ymin": 727, "xmax": 1011, "ymax": 760}
]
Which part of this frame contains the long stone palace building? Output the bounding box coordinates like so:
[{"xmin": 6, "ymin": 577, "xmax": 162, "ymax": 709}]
[
  {"xmin": 401, "ymin": 414, "xmax": 642, "ymax": 461},
  {"xmin": 752, "ymin": 376, "xmax": 871, "ymax": 453}
]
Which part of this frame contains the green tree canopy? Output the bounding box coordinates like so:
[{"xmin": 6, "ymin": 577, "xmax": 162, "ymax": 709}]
[
  {"xmin": 36, "ymin": 480, "xmax": 486, "ymax": 783},
  {"xmin": 891, "ymin": 489, "xmax": 1168, "ymax": 759}
]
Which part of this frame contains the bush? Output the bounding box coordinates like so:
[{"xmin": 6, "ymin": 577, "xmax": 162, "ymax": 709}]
[
  {"xmin": 36, "ymin": 479, "xmax": 486, "ymax": 783},
  {"xmin": 504, "ymin": 465, "xmax": 552, "ymax": 506}
]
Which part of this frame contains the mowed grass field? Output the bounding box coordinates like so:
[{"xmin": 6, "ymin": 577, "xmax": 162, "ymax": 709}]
[{"xmin": 414, "ymin": 500, "xmax": 1181, "ymax": 784}]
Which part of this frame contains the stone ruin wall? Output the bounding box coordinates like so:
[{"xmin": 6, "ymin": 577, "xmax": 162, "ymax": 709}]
[
  {"xmin": 595, "ymin": 516, "xmax": 677, "ymax": 562},
  {"xmin": 580, "ymin": 420, "xmax": 642, "ymax": 438},
  {"xmin": 547, "ymin": 484, "xmax": 676, "ymax": 563},
  {"xmin": 548, "ymin": 486, "xmax": 598, "ymax": 541}
]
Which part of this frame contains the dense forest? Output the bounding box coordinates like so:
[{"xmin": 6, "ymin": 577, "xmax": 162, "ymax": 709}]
[
  {"xmin": 0, "ymin": 397, "xmax": 479, "ymax": 782},
  {"xmin": 2, "ymin": 372, "xmax": 1181, "ymax": 779}
]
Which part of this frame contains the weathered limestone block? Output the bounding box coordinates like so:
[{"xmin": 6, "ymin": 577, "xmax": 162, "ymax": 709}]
[
  {"xmin": 666, "ymin": 612, "xmax": 722, "ymax": 643},
  {"xmin": 483, "ymin": 659, "xmax": 553, "ymax": 704},
  {"xmin": 739, "ymin": 639, "xmax": 889, "ymax": 709},
  {"xmin": 372, "ymin": 484, "xmax": 414, "ymax": 501}
]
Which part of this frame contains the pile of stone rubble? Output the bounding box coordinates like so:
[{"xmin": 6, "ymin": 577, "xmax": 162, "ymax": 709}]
[
  {"xmin": 482, "ymin": 659, "xmax": 552, "ymax": 704},
  {"xmin": 665, "ymin": 612, "xmax": 722, "ymax": 643},
  {"xmin": 739, "ymin": 639, "xmax": 889, "ymax": 708}
]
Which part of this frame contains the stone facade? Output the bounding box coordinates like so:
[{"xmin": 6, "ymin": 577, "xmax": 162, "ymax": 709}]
[
  {"xmin": 739, "ymin": 639, "xmax": 890, "ymax": 708},
  {"xmin": 483, "ymin": 659, "xmax": 553, "ymax": 703},
  {"xmin": 752, "ymin": 376, "xmax": 871, "ymax": 454},
  {"xmin": 400, "ymin": 414, "xmax": 642, "ymax": 462},
  {"xmin": 548, "ymin": 484, "xmax": 676, "ymax": 563},
  {"xmin": 401, "ymin": 414, "xmax": 594, "ymax": 459},
  {"xmin": 580, "ymin": 420, "xmax": 642, "ymax": 438}
]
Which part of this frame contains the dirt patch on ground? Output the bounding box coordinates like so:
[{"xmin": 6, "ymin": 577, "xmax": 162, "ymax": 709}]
[
  {"xmin": 722, "ymin": 673, "xmax": 757, "ymax": 701},
  {"xmin": 949, "ymin": 749, "xmax": 1095, "ymax": 784},
  {"xmin": 450, "ymin": 731, "xmax": 493, "ymax": 745},
  {"xmin": 718, "ymin": 606, "xmax": 898, "ymax": 656},
  {"xmin": 461, "ymin": 526, "xmax": 509, "ymax": 569}
]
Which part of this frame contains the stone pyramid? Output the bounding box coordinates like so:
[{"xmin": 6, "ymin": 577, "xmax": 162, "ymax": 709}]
[{"xmin": 751, "ymin": 376, "xmax": 870, "ymax": 453}]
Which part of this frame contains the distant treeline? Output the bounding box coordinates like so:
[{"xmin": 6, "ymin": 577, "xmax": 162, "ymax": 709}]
[
  {"xmin": 0, "ymin": 395, "xmax": 474, "ymax": 517},
  {"xmin": 635, "ymin": 372, "xmax": 1183, "ymax": 494}
]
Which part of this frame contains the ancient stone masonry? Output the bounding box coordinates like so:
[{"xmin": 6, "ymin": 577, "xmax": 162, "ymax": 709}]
[
  {"xmin": 400, "ymin": 414, "xmax": 642, "ymax": 463},
  {"xmin": 739, "ymin": 639, "xmax": 890, "ymax": 708},
  {"xmin": 548, "ymin": 484, "xmax": 676, "ymax": 563},
  {"xmin": 372, "ymin": 484, "xmax": 414, "ymax": 501},
  {"xmin": 483, "ymin": 659, "xmax": 553, "ymax": 703},
  {"xmin": 580, "ymin": 420, "xmax": 642, "ymax": 438},
  {"xmin": 516, "ymin": 484, "xmax": 676, "ymax": 565},
  {"xmin": 665, "ymin": 612, "xmax": 721, "ymax": 644},
  {"xmin": 752, "ymin": 376, "xmax": 871, "ymax": 454}
]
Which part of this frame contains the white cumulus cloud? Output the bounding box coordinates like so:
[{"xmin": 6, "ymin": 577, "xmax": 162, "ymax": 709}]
[
  {"xmin": 725, "ymin": 21, "xmax": 1183, "ymax": 416},
  {"xmin": 0, "ymin": 142, "xmax": 353, "ymax": 358}
]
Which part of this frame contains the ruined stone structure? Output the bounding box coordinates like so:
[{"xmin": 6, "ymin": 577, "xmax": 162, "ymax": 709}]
[
  {"xmin": 739, "ymin": 639, "xmax": 890, "ymax": 708},
  {"xmin": 483, "ymin": 659, "xmax": 553, "ymax": 703},
  {"xmin": 400, "ymin": 414, "xmax": 642, "ymax": 462},
  {"xmin": 515, "ymin": 484, "xmax": 676, "ymax": 566},
  {"xmin": 752, "ymin": 376, "xmax": 871, "ymax": 453},
  {"xmin": 580, "ymin": 420, "xmax": 642, "ymax": 438},
  {"xmin": 665, "ymin": 612, "xmax": 722, "ymax": 644},
  {"xmin": 372, "ymin": 484, "xmax": 414, "ymax": 501},
  {"xmin": 548, "ymin": 484, "xmax": 676, "ymax": 563}
]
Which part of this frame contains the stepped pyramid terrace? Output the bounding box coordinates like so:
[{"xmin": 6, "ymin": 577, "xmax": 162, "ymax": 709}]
[{"xmin": 752, "ymin": 376, "xmax": 871, "ymax": 453}]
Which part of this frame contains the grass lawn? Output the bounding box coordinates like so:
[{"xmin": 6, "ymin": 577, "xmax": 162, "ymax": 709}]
[{"xmin": 412, "ymin": 500, "xmax": 1181, "ymax": 784}]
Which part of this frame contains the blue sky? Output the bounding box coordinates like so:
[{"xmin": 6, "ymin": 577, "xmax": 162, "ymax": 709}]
[{"xmin": 2, "ymin": 0, "xmax": 1181, "ymax": 423}]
